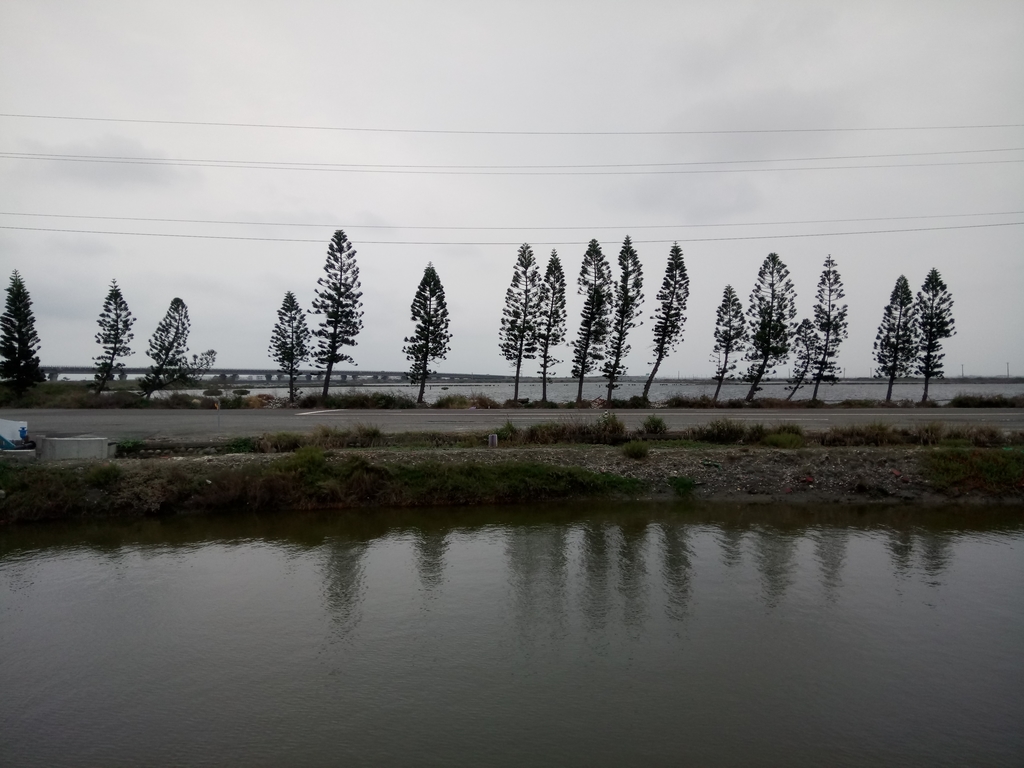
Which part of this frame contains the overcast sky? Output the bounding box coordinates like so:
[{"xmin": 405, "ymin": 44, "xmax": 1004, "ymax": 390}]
[{"xmin": 1, "ymin": 1, "xmax": 1021, "ymax": 379}]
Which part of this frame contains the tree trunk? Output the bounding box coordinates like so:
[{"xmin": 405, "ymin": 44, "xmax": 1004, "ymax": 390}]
[
  {"xmin": 513, "ymin": 356, "xmax": 522, "ymax": 402},
  {"xmin": 540, "ymin": 359, "xmax": 548, "ymax": 403},
  {"xmin": 745, "ymin": 357, "xmax": 768, "ymax": 401},
  {"xmin": 712, "ymin": 375, "xmax": 724, "ymax": 403},
  {"xmin": 921, "ymin": 375, "xmax": 931, "ymax": 403},
  {"xmin": 417, "ymin": 374, "xmax": 427, "ymax": 404},
  {"xmin": 885, "ymin": 373, "xmax": 895, "ymax": 402},
  {"xmin": 576, "ymin": 372, "xmax": 585, "ymax": 405},
  {"xmin": 811, "ymin": 373, "xmax": 822, "ymax": 402},
  {"xmin": 321, "ymin": 359, "xmax": 334, "ymax": 398},
  {"xmin": 606, "ymin": 376, "xmax": 614, "ymax": 405},
  {"xmin": 642, "ymin": 355, "xmax": 662, "ymax": 401}
]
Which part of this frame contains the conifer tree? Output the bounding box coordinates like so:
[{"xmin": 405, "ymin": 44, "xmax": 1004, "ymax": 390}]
[
  {"xmin": 785, "ymin": 319, "xmax": 818, "ymax": 400},
  {"xmin": 570, "ymin": 239, "xmax": 612, "ymax": 404},
  {"xmin": 710, "ymin": 285, "xmax": 746, "ymax": 403},
  {"xmin": 93, "ymin": 280, "xmax": 135, "ymax": 393},
  {"xmin": 535, "ymin": 250, "xmax": 566, "ymax": 404},
  {"xmin": 403, "ymin": 263, "xmax": 452, "ymax": 404},
  {"xmin": 140, "ymin": 298, "xmax": 216, "ymax": 397},
  {"xmin": 643, "ymin": 243, "xmax": 689, "ymax": 401},
  {"xmin": 809, "ymin": 255, "xmax": 849, "ymax": 401},
  {"xmin": 498, "ymin": 243, "xmax": 541, "ymax": 402},
  {"xmin": 743, "ymin": 253, "xmax": 797, "ymax": 401},
  {"xmin": 312, "ymin": 230, "xmax": 363, "ymax": 397},
  {"xmin": 0, "ymin": 270, "xmax": 44, "ymax": 395},
  {"xmin": 269, "ymin": 291, "xmax": 312, "ymax": 404},
  {"xmin": 603, "ymin": 237, "xmax": 644, "ymax": 404},
  {"xmin": 873, "ymin": 275, "xmax": 917, "ymax": 402},
  {"xmin": 914, "ymin": 268, "xmax": 956, "ymax": 403}
]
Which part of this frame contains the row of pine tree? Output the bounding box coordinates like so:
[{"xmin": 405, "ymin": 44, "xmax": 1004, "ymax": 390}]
[{"xmin": 0, "ymin": 230, "xmax": 956, "ymax": 404}]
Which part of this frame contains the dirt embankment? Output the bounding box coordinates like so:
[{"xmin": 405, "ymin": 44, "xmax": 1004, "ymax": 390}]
[
  {"xmin": 1, "ymin": 444, "xmax": 1020, "ymax": 525},
  {"xmin": 109, "ymin": 444, "xmax": 1021, "ymax": 507}
]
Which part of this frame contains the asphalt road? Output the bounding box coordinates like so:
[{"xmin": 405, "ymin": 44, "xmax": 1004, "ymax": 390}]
[{"xmin": 5, "ymin": 407, "xmax": 1023, "ymax": 441}]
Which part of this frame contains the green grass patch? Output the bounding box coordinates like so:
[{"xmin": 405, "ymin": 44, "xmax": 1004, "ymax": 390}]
[
  {"xmin": 761, "ymin": 432, "xmax": 805, "ymax": 449},
  {"xmin": 922, "ymin": 448, "xmax": 1024, "ymax": 492}
]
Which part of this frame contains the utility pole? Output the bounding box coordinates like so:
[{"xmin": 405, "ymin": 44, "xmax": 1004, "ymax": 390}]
[{"xmin": 961, "ymin": 364, "xmax": 964, "ymax": 378}]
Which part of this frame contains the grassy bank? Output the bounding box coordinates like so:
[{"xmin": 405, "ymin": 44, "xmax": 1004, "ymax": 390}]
[{"xmin": 0, "ymin": 450, "xmax": 644, "ymax": 524}]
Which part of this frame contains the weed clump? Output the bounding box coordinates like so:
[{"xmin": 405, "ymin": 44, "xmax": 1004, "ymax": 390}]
[
  {"xmin": 621, "ymin": 440, "xmax": 650, "ymax": 460},
  {"xmin": 923, "ymin": 448, "xmax": 1024, "ymax": 492},
  {"xmin": 640, "ymin": 414, "xmax": 668, "ymax": 434},
  {"xmin": 669, "ymin": 476, "xmax": 696, "ymax": 496},
  {"xmin": 84, "ymin": 463, "xmax": 123, "ymax": 489},
  {"xmin": 690, "ymin": 419, "xmax": 747, "ymax": 444}
]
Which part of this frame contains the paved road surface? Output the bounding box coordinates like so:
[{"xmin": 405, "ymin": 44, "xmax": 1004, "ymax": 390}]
[{"xmin": 5, "ymin": 408, "xmax": 1023, "ymax": 441}]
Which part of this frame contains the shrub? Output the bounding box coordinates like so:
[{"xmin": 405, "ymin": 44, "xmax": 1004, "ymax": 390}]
[
  {"xmin": 116, "ymin": 439, "xmax": 144, "ymax": 456},
  {"xmin": 948, "ymin": 393, "xmax": 1021, "ymax": 408},
  {"xmin": 664, "ymin": 394, "xmax": 715, "ymax": 409},
  {"xmin": 640, "ymin": 414, "xmax": 668, "ymax": 435},
  {"xmin": 84, "ymin": 462, "xmax": 123, "ymax": 489},
  {"xmin": 433, "ymin": 394, "xmax": 470, "ymax": 409},
  {"xmin": 595, "ymin": 411, "xmax": 626, "ymax": 439},
  {"xmin": 621, "ymin": 440, "xmax": 650, "ymax": 460},
  {"xmin": 224, "ymin": 436, "xmax": 257, "ymax": 454},
  {"xmin": 761, "ymin": 432, "xmax": 804, "ymax": 449},
  {"xmin": 232, "ymin": 389, "xmax": 251, "ymax": 396},
  {"xmin": 496, "ymin": 420, "xmax": 520, "ymax": 441},
  {"xmin": 690, "ymin": 419, "xmax": 746, "ymax": 444},
  {"xmin": 820, "ymin": 423, "xmax": 904, "ymax": 447},
  {"xmin": 203, "ymin": 388, "xmax": 223, "ymax": 397},
  {"xmin": 669, "ymin": 476, "xmax": 696, "ymax": 496}
]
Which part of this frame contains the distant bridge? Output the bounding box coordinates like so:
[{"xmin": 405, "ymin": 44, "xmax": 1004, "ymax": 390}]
[{"xmin": 41, "ymin": 366, "xmax": 516, "ymax": 384}]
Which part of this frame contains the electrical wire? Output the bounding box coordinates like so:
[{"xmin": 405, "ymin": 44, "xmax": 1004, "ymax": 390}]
[
  {"xmin": 2, "ymin": 146, "xmax": 1021, "ymax": 170},
  {"xmin": 1, "ymin": 209, "xmax": 1021, "ymax": 231},
  {"xmin": 1, "ymin": 151, "xmax": 1020, "ymax": 175},
  {"xmin": 2, "ymin": 112, "xmax": 1023, "ymax": 135},
  {"xmin": 1, "ymin": 221, "xmax": 1020, "ymax": 246}
]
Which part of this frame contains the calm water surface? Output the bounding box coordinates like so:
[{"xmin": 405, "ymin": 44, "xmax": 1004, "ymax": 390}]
[{"xmin": 1, "ymin": 505, "xmax": 1022, "ymax": 767}]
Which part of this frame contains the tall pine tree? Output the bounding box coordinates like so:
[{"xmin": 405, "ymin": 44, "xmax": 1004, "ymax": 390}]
[
  {"xmin": 743, "ymin": 253, "xmax": 797, "ymax": 401},
  {"xmin": 643, "ymin": 243, "xmax": 689, "ymax": 401},
  {"xmin": 785, "ymin": 319, "xmax": 818, "ymax": 400},
  {"xmin": 0, "ymin": 271, "xmax": 44, "ymax": 395},
  {"xmin": 710, "ymin": 285, "xmax": 747, "ymax": 403},
  {"xmin": 93, "ymin": 279, "xmax": 135, "ymax": 393},
  {"xmin": 873, "ymin": 275, "xmax": 917, "ymax": 402},
  {"xmin": 535, "ymin": 250, "xmax": 566, "ymax": 404},
  {"xmin": 269, "ymin": 291, "xmax": 312, "ymax": 404},
  {"xmin": 602, "ymin": 236, "xmax": 644, "ymax": 404},
  {"xmin": 140, "ymin": 298, "xmax": 216, "ymax": 397},
  {"xmin": 570, "ymin": 239, "xmax": 612, "ymax": 405},
  {"xmin": 403, "ymin": 263, "xmax": 452, "ymax": 404},
  {"xmin": 312, "ymin": 230, "xmax": 363, "ymax": 397},
  {"xmin": 914, "ymin": 268, "xmax": 956, "ymax": 403},
  {"xmin": 498, "ymin": 243, "xmax": 541, "ymax": 402},
  {"xmin": 809, "ymin": 255, "xmax": 848, "ymax": 401}
]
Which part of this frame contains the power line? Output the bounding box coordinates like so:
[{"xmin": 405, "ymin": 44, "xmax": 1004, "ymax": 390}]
[
  {"xmin": 2, "ymin": 146, "xmax": 1020, "ymax": 170},
  {"xmin": 1, "ymin": 209, "xmax": 1021, "ymax": 231},
  {"xmin": 2, "ymin": 112, "xmax": 1023, "ymax": 135},
  {"xmin": 2, "ymin": 221, "xmax": 1020, "ymax": 245},
  {"xmin": 2, "ymin": 151, "xmax": 1020, "ymax": 175}
]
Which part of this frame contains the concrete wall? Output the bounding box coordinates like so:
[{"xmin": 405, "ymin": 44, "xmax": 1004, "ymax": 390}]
[{"xmin": 40, "ymin": 437, "xmax": 116, "ymax": 461}]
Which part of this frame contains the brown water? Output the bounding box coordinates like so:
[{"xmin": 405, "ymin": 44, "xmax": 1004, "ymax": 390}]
[{"xmin": 1, "ymin": 504, "xmax": 1022, "ymax": 767}]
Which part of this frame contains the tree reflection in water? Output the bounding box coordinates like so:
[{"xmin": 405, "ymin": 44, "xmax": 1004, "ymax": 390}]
[
  {"xmin": 321, "ymin": 537, "xmax": 368, "ymax": 640},
  {"xmin": 657, "ymin": 523, "xmax": 694, "ymax": 622},
  {"xmin": 414, "ymin": 529, "xmax": 449, "ymax": 595},
  {"xmin": 580, "ymin": 522, "xmax": 613, "ymax": 632},
  {"xmin": 813, "ymin": 528, "xmax": 849, "ymax": 603},
  {"xmin": 505, "ymin": 525, "xmax": 569, "ymax": 641},
  {"xmin": 752, "ymin": 527, "xmax": 799, "ymax": 608},
  {"xmin": 617, "ymin": 521, "xmax": 650, "ymax": 632}
]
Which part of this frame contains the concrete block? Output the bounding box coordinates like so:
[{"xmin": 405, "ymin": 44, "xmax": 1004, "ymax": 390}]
[{"xmin": 40, "ymin": 437, "xmax": 116, "ymax": 461}]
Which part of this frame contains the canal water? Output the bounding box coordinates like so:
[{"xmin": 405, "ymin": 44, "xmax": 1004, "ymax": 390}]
[{"xmin": 2, "ymin": 505, "xmax": 1022, "ymax": 766}]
